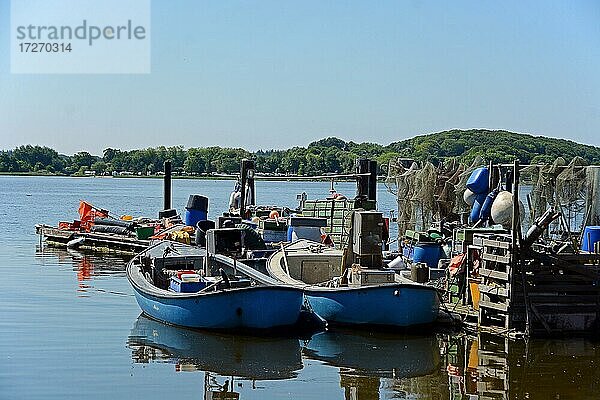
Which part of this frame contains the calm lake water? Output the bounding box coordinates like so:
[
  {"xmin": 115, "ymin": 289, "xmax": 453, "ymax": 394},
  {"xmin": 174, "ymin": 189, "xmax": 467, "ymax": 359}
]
[{"xmin": 1, "ymin": 175, "xmax": 598, "ymax": 399}]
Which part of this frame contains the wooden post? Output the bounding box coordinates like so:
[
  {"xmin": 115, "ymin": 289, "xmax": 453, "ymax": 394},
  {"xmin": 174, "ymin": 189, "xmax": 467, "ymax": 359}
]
[
  {"xmin": 512, "ymin": 159, "xmax": 530, "ymax": 335},
  {"xmin": 511, "ymin": 159, "xmax": 520, "ymax": 257},
  {"xmin": 239, "ymin": 159, "xmax": 255, "ymax": 218},
  {"xmin": 163, "ymin": 160, "xmax": 172, "ymax": 210},
  {"xmin": 356, "ymin": 159, "xmax": 369, "ymax": 199},
  {"xmin": 368, "ymin": 160, "xmax": 378, "ymax": 202},
  {"xmin": 488, "ymin": 160, "xmax": 494, "ymax": 192},
  {"xmin": 489, "ymin": 160, "xmax": 500, "ymax": 191}
]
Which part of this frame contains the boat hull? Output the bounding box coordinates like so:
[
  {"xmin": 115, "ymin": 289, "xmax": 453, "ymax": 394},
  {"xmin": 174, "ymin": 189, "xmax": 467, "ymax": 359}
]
[
  {"xmin": 127, "ymin": 251, "xmax": 305, "ymax": 331},
  {"xmin": 131, "ymin": 285, "xmax": 304, "ymax": 330},
  {"xmin": 305, "ymin": 284, "xmax": 439, "ymax": 327}
]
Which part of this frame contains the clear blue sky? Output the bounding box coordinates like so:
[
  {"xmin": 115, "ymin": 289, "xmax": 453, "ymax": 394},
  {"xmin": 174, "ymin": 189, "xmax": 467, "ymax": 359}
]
[{"xmin": 1, "ymin": 0, "xmax": 599, "ymax": 155}]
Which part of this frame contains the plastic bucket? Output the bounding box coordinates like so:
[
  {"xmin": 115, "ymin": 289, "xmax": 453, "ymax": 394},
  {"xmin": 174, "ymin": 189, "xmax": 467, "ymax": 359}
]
[
  {"xmin": 412, "ymin": 243, "xmax": 443, "ymax": 268},
  {"xmin": 195, "ymin": 220, "xmax": 215, "ymax": 247},
  {"xmin": 185, "ymin": 208, "xmax": 207, "ymax": 227},
  {"xmin": 136, "ymin": 226, "xmax": 155, "ymax": 240},
  {"xmin": 581, "ymin": 226, "xmax": 600, "ymax": 252}
]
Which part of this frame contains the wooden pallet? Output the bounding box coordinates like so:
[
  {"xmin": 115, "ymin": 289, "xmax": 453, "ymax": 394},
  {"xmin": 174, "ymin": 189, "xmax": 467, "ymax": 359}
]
[{"xmin": 476, "ymin": 234, "xmax": 523, "ymax": 332}]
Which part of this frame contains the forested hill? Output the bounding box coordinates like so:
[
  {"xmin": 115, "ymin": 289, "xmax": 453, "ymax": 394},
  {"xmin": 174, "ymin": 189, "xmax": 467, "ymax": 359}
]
[
  {"xmin": 1, "ymin": 129, "xmax": 599, "ymax": 176},
  {"xmin": 386, "ymin": 129, "xmax": 600, "ymax": 165}
]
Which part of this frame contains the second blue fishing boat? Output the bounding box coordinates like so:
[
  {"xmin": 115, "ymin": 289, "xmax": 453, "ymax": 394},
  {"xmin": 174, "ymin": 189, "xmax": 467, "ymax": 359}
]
[{"xmin": 267, "ymin": 240, "xmax": 440, "ymax": 328}]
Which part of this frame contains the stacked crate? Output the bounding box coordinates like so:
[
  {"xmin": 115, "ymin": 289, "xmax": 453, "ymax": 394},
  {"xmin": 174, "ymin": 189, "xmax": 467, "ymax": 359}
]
[
  {"xmin": 301, "ymin": 198, "xmax": 375, "ymax": 250},
  {"xmin": 474, "ymin": 233, "xmax": 524, "ymax": 333},
  {"xmin": 258, "ymin": 219, "xmax": 288, "ymax": 243},
  {"xmin": 453, "ymin": 227, "xmax": 507, "ymax": 255}
]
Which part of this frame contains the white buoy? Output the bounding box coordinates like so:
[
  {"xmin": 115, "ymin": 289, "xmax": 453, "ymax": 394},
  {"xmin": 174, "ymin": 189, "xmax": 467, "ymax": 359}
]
[
  {"xmin": 463, "ymin": 189, "xmax": 477, "ymax": 206},
  {"xmin": 66, "ymin": 236, "xmax": 85, "ymax": 249},
  {"xmin": 491, "ymin": 191, "xmax": 524, "ymax": 226}
]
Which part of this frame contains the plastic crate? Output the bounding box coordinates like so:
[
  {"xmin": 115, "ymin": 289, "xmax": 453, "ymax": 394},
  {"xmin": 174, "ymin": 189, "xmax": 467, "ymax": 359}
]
[{"xmin": 169, "ymin": 277, "xmax": 205, "ymax": 293}]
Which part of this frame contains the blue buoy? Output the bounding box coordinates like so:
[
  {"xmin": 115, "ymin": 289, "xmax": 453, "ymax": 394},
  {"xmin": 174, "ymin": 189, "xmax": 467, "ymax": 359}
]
[
  {"xmin": 466, "ymin": 167, "xmax": 489, "ymax": 194},
  {"xmin": 469, "ymin": 193, "xmax": 487, "ymax": 224},
  {"xmin": 479, "ymin": 189, "xmax": 499, "ymax": 222}
]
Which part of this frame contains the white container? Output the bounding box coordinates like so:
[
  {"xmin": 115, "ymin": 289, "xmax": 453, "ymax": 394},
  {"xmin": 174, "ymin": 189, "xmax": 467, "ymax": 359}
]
[
  {"xmin": 180, "ymin": 273, "xmax": 200, "ymax": 282},
  {"xmin": 291, "ymin": 226, "xmax": 322, "ymax": 242}
]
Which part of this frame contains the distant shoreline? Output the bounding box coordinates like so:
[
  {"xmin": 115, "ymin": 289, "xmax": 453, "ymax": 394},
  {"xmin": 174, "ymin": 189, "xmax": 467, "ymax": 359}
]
[{"xmin": 0, "ymin": 171, "xmax": 365, "ymax": 182}]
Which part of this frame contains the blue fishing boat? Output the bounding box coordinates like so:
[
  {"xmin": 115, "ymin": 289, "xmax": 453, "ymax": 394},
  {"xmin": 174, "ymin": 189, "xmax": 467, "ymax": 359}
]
[
  {"xmin": 267, "ymin": 240, "xmax": 440, "ymax": 328},
  {"xmin": 127, "ymin": 241, "xmax": 307, "ymax": 331}
]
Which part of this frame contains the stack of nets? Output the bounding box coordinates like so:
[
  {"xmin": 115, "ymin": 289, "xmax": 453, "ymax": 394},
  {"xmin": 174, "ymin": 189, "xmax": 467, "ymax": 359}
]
[
  {"xmin": 387, "ymin": 157, "xmax": 464, "ymax": 235},
  {"xmin": 523, "ymin": 157, "xmax": 588, "ymax": 235}
]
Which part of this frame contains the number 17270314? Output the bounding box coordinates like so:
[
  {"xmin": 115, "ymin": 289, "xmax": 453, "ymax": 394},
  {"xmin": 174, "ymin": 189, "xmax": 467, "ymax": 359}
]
[{"xmin": 19, "ymin": 42, "xmax": 72, "ymax": 52}]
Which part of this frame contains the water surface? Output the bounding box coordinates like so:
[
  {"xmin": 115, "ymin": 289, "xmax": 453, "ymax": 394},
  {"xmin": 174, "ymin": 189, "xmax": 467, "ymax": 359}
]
[{"xmin": 0, "ymin": 176, "xmax": 597, "ymax": 399}]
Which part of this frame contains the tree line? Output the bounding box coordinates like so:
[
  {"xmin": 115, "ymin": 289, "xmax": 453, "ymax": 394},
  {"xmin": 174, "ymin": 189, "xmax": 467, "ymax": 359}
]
[{"xmin": 2, "ymin": 130, "xmax": 599, "ymax": 176}]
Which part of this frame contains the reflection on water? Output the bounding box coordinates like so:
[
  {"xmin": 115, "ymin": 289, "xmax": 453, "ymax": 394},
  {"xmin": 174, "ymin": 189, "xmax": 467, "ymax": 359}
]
[
  {"xmin": 303, "ymin": 329, "xmax": 444, "ymax": 400},
  {"xmin": 35, "ymin": 245, "xmax": 130, "ymax": 277},
  {"xmin": 30, "ymin": 244, "xmax": 600, "ymax": 399},
  {"xmin": 443, "ymin": 333, "xmax": 600, "ymax": 399},
  {"xmin": 127, "ymin": 315, "xmax": 448, "ymax": 399},
  {"xmin": 128, "ymin": 315, "xmax": 305, "ymax": 399},
  {"xmin": 128, "ymin": 314, "xmax": 304, "ymax": 380},
  {"xmin": 35, "ymin": 245, "xmax": 132, "ymax": 296}
]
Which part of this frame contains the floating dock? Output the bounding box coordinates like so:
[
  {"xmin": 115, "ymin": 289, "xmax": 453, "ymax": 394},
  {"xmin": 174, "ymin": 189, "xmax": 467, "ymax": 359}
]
[
  {"xmin": 389, "ymin": 157, "xmax": 600, "ymax": 338},
  {"xmin": 36, "ymin": 224, "xmax": 150, "ymax": 254}
]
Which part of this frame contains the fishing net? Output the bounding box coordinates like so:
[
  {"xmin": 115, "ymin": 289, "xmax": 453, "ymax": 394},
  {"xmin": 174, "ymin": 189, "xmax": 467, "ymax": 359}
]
[
  {"xmin": 586, "ymin": 167, "xmax": 600, "ymax": 226},
  {"xmin": 388, "ymin": 154, "xmax": 598, "ymax": 241},
  {"xmin": 523, "ymin": 157, "xmax": 566, "ymax": 221},
  {"xmin": 524, "ymin": 157, "xmax": 590, "ymax": 236},
  {"xmin": 392, "ymin": 161, "xmax": 419, "ymax": 234},
  {"xmin": 388, "ymin": 158, "xmax": 464, "ymax": 234},
  {"xmin": 411, "ymin": 162, "xmax": 438, "ymax": 230}
]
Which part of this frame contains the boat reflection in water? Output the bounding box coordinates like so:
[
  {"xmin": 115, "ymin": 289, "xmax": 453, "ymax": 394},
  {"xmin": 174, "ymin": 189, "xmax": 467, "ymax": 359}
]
[
  {"xmin": 303, "ymin": 329, "xmax": 443, "ymax": 399},
  {"xmin": 128, "ymin": 314, "xmax": 303, "ymax": 381}
]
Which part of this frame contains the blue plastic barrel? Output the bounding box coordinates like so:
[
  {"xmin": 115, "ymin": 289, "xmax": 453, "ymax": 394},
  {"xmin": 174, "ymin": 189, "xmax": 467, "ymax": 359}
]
[
  {"xmin": 185, "ymin": 209, "xmax": 208, "ymax": 227},
  {"xmin": 412, "ymin": 243, "xmax": 443, "ymax": 268},
  {"xmin": 581, "ymin": 226, "xmax": 600, "ymax": 252},
  {"xmin": 466, "ymin": 167, "xmax": 490, "ymax": 194}
]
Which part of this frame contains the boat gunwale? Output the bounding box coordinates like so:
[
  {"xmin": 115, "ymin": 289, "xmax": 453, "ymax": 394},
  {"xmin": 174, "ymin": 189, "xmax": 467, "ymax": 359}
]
[
  {"xmin": 266, "ymin": 239, "xmax": 439, "ymax": 294},
  {"xmin": 127, "ymin": 257, "xmax": 303, "ymax": 301}
]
